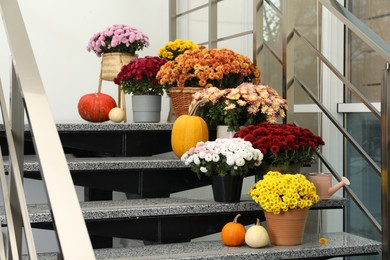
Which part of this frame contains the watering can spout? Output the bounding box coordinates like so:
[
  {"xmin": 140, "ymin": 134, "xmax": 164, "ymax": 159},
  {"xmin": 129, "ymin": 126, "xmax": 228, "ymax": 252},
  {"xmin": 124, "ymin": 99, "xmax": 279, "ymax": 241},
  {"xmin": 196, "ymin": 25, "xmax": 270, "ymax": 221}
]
[{"xmin": 328, "ymin": 176, "xmax": 350, "ymax": 197}]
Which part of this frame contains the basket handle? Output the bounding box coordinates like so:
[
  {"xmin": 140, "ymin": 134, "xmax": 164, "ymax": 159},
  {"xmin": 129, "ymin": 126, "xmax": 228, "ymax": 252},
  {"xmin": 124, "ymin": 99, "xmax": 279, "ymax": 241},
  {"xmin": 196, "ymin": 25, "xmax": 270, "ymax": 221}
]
[
  {"xmin": 188, "ymin": 99, "xmax": 209, "ymax": 115},
  {"xmin": 177, "ymin": 74, "xmax": 196, "ymax": 89}
]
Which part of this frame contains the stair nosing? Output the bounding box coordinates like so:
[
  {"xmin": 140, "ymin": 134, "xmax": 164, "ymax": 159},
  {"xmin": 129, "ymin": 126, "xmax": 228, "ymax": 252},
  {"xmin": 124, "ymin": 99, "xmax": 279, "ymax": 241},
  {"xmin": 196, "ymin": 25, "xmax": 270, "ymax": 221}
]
[
  {"xmin": 0, "ymin": 197, "xmax": 346, "ymax": 225},
  {"xmin": 23, "ymin": 232, "xmax": 381, "ymax": 260}
]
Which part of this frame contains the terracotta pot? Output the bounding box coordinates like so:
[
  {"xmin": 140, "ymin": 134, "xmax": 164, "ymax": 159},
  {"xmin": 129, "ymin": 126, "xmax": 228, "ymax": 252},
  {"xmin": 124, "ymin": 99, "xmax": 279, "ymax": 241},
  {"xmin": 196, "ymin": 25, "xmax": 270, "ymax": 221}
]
[{"xmin": 264, "ymin": 208, "xmax": 308, "ymax": 246}]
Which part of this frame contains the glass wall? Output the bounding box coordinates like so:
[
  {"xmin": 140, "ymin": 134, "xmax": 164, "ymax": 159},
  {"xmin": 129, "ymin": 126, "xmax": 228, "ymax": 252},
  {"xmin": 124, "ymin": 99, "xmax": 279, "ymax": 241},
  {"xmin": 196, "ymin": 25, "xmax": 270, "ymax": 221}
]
[
  {"xmin": 345, "ymin": 1, "xmax": 390, "ymax": 259},
  {"xmin": 258, "ymin": 0, "xmax": 322, "ymax": 165}
]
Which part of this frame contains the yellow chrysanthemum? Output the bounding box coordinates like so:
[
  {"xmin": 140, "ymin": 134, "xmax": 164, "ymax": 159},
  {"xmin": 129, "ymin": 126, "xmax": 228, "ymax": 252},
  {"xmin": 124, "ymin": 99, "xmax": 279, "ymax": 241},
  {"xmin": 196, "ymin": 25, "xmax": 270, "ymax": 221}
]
[{"xmin": 249, "ymin": 171, "xmax": 320, "ymax": 214}]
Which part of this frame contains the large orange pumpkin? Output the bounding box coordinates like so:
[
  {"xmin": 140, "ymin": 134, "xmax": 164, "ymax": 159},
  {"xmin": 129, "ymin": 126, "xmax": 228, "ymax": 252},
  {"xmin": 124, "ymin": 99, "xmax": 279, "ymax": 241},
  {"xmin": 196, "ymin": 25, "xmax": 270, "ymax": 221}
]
[
  {"xmin": 171, "ymin": 101, "xmax": 209, "ymax": 158},
  {"xmin": 221, "ymin": 214, "xmax": 246, "ymax": 246},
  {"xmin": 78, "ymin": 93, "xmax": 117, "ymax": 122}
]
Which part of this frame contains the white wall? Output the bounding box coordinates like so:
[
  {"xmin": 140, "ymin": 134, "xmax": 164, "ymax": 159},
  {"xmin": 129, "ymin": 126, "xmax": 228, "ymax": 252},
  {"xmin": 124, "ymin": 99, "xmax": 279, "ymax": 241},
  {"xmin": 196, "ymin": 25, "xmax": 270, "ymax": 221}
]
[
  {"xmin": 0, "ymin": 0, "xmax": 169, "ymax": 253},
  {"xmin": 0, "ymin": 0, "xmax": 170, "ymax": 122}
]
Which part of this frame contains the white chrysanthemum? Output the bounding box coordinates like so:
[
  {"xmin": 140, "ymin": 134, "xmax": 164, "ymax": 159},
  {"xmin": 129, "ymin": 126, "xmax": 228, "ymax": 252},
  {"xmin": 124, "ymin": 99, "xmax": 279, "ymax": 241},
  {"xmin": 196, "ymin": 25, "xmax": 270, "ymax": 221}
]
[
  {"xmin": 200, "ymin": 167, "xmax": 208, "ymax": 173},
  {"xmin": 256, "ymin": 150, "xmax": 264, "ymax": 161},
  {"xmin": 199, "ymin": 151, "xmax": 206, "ymax": 159},
  {"xmin": 193, "ymin": 156, "xmax": 200, "ymax": 165},
  {"xmin": 220, "ymin": 148, "xmax": 229, "ymax": 155},
  {"xmin": 205, "ymin": 142, "xmax": 215, "ymax": 150},
  {"xmin": 181, "ymin": 153, "xmax": 188, "ymax": 160},
  {"xmin": 226, "ymin": 156, "xmax": 235, "ymax": 166},
  {"xmin": 186, "ymin": 155, "xmax": 194, "ymax": 164},
  {"xmin": 225, "ymin": 151, "xmax": 234, "ymax": 159},
  {"xmin": 244, "ymin": 152, "xmax": 253, "ymax": 161},
  {"xmin": 204, "ymin": 153, "xmax": 213, "ymax": 162},
  {"xmin": 235, "ymin": 157, "xmax": 245, "ymax": 167},
  {"xmin": 212, "ymin": 154, "xmax": 220, "ymax": 162},
  {"xmin": 228, "ymin": 143, "xmax": 237, "ymax": 152}
]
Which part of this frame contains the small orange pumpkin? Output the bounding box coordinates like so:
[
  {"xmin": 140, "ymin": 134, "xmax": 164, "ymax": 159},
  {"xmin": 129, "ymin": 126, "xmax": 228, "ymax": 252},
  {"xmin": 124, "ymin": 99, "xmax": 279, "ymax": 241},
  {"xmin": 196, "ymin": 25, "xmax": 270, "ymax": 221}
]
[
  {"xmin": 221, "ymin": 214, "xmax": 246, "ymax": 246},
  {"xmin": 171, "ymin": 100, "xmax": 209, "ymax": 158}
]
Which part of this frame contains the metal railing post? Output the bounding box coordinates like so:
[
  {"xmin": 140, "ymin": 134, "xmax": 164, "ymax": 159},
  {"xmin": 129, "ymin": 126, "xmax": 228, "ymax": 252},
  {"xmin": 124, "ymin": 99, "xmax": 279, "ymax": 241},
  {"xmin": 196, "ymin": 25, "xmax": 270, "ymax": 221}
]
[
  {"xmin": 208, "ymin": 0, "xmax": 217, "ymax": 48},
  {"xmin": 8, "ymin": 61, "xmax": 25, "ymax": 259},
  {"xmin": 169, "ymin": 0, "xmax": 176, "ymax": 41},
  {"xmin": 381, "ymin": 62, "xmax": 390, "ymax": 260}
]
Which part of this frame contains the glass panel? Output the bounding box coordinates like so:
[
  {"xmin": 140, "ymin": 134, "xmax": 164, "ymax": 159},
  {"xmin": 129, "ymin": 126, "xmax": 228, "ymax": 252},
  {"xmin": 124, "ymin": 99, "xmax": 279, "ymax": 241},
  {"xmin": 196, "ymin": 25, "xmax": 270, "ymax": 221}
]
[
  {"xmin": 346, "ymin": 1, "xmax": 390, "ymax": 103},
  {"xmin": 263, "ymin": 2, "xmax": 281, "ymax": 55},
  {"xmin": 346, "ymin": 113, "xmax": 381, "ymax": 260},
  {"xmin": 217, "ymin": 0, "xmax": 253, "ymax": 39},
  {"xmin": 177, "ymin": 0, "xmax": 208, "ymax": 13},
  {"xmin": 345, "ymin": 3, "xmax": 389, "ymax": 259},
  {"xmin": 289, "ymin": 0, "xmax": 319, "ymax": 118},
  {"xmin": 216, "ymin": 34, "xmax": 253, "ymax": 60},
  {"xmin": 347, "ymin": 30, "xmax": 384, "ymax": 103},
  {"xmin": 177, "ymin": 8, "xmax": 208, "ymax": 44}
]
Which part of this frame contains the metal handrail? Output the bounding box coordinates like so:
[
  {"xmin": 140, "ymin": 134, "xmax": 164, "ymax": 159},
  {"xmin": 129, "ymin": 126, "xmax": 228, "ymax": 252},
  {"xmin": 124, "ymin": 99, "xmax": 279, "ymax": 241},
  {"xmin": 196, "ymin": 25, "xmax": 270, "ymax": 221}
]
[
  {"xmin": 0, "ymin": 0, "xmax": 95, "ymax": 258},
  {"xmin": 294, "ymin": 76, "xmax": 380, "ymax": 175},
  {"xmin": 294, "ymin": 28, "xmax": 381, "ymax": 120},
  {"xmin": 320, "ymin": 0, "xmax": 390, "ymax": 63},
  {"xmin": 294, "ymin": 77, "xmax": 381, "ymax": 233}
]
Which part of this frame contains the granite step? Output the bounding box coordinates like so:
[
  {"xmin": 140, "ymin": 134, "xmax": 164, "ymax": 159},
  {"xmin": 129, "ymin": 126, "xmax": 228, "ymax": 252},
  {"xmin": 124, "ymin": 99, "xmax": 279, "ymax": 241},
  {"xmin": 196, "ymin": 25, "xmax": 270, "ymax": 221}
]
[
  {"xmin": 0, "ymin": 122, "xmax": 214, "ymax": 157},
  {"xmin": 0, "ymin": 197, "xmax": 346, "ymax": 243},
  {"xmin": 4, "ymin": 153, "xmax": 212, "ymax": 197},
  {"xmin": 9, "ymin": 152, "xmax": 186, "ymax": 173},
  {"xmin": 24, "ymin": 232, "xmax": 381, "ymax": 260},
  {"xmin": 0, "ymin": 196, "xmax": 346, "ymax": 224}
]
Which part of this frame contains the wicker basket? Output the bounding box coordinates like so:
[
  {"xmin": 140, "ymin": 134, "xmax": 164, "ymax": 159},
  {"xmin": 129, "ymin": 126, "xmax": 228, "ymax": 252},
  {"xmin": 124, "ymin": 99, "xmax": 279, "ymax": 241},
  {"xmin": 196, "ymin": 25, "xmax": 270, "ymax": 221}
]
[
  {"xmin": 168, "ymin": 86, "xmax": 204, "ymax": 118},
  {"xmin": 100, "ymin": 52, "xmax": 137, "ymax": 81}
]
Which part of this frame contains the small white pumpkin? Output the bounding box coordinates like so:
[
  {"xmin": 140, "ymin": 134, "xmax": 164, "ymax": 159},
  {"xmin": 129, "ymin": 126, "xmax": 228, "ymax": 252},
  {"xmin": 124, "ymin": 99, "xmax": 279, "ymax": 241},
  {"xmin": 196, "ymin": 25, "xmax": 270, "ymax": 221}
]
[
  {"xmin": 245, "ymin": 218, "xmax": 269, "ymax": 248},
  {"xmin": 109, "ymin": 107, "xmax": 124, "ymax": 123}
]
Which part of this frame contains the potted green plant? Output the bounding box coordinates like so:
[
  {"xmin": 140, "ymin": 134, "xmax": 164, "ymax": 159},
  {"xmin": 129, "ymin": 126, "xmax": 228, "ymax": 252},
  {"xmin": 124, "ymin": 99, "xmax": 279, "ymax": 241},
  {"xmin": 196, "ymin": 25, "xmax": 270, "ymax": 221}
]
[
  {"xmin": 114, "ymin": 56, "xmax": 167, "ymax": 123},
  {"xmin": 191, "ymin": 83, "xmax": 288, "ymax": 134},
  {"xmin": 181, "ymin": 138, "xmax": 263, "ymax": 202}
]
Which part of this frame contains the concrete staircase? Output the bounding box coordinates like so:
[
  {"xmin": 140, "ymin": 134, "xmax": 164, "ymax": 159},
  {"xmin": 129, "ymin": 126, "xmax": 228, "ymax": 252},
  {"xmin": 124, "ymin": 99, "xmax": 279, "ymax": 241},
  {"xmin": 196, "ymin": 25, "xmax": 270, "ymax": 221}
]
[{"xmin": 1, "ymin": 122, "xmax": 381, "ymax": 259}]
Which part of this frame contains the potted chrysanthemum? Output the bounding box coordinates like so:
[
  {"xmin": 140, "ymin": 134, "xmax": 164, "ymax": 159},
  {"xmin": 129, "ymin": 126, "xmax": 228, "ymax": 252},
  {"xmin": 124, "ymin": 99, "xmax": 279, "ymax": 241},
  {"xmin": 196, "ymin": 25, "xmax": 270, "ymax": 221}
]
[
  {"xmin": 158, "ymin": 39, "xmax": 201, "ymax": 61},
  {"xmin": 156, "ymin": 47, "xmax": 261, "ymax": 117},
  {"xmin": 86, "ymin": 24, "xmax": 150, "ymax": 121},
  {"xmin": 87, "ymin": 24, "xmax": 150, "ymax": 81},
  {"xmin": 248, "ymin": 171, "xmax": 320, "ymax": 245},
  {"xmin": 114, "ymin": 56, "xmax": 167, "ymax": 123},
  {"xmin": 181, "ymin": 138, "xmax": 263, "ymax": 202},
  {"xmin": 191, "ymin": 83, "xmax": 288, "ymax": 136},
  {"xmin": 234, "ymin": 122, "xmax": 325, "ymax": 177}
]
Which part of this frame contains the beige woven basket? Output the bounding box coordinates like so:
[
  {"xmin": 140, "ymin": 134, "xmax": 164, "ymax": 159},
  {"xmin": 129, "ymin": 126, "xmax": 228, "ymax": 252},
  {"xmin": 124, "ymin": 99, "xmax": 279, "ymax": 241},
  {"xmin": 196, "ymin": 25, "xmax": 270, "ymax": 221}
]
[
  {"xmin": 100, "ymin": 52, "xmax": 137, "ymax": 81},
  {"xmin": 168, "ymin": 86, "xmax": 204, "ymax": 118}
]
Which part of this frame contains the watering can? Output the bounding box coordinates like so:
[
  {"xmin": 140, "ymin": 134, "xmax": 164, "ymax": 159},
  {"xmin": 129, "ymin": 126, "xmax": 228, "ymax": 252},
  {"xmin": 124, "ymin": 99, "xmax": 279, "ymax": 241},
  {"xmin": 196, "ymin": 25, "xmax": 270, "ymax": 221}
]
[{"xmin": 307, "ymin": 172, "xmax": 350, "ymax": 199}]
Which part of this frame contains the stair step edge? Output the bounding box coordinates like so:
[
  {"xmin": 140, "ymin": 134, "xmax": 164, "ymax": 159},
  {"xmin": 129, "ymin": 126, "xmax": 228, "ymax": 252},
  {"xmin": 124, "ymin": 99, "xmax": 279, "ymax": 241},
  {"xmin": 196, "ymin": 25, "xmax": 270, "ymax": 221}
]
[
  {"xmin": 23, "ymin": 232, "xmax": 381, "ymax": 260},
  {"xmin": 4, "ymin": 153, "xmax": 187, "ymax": 172},
  {"xmin": 0, "ymin": 197, "xmax": 346, "ymax": 224},
  {"xmin": 0, "ymin": 122, "xmax": 174, "ymax": 132}
]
